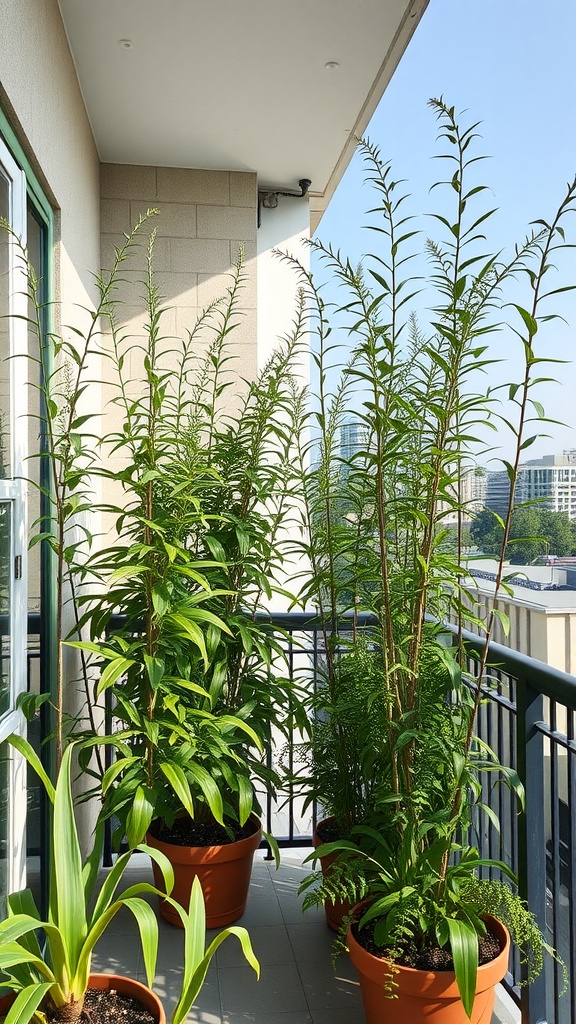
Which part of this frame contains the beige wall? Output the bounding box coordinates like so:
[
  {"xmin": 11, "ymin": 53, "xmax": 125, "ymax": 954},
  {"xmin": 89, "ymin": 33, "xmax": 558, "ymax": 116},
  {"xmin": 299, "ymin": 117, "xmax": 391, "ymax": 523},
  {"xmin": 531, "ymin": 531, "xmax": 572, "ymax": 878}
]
[
  {"xmin": 0, "ymin": 0, "xmax": 101, "ymax": 313},
  {"xmin": 469, "ymin": 590, "xmax": 576, "ymax": 676},
  {"xmin": 99, "ymin": 164, "xmax": 258, "ymax": 529},
  {"xmin": 100, "ymin": 165, "xmax": 257, "ymax": 369}
]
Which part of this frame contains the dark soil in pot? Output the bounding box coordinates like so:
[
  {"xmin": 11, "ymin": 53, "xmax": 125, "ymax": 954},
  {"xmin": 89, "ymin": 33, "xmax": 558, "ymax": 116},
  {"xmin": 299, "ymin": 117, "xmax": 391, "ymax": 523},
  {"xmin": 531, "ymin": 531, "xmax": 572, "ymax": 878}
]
[
  {"xmin": 315, "ymin": 817, "xmax": 345, "ymax": 844},
  {"xmin": 0, "ymin": 989, "xmax": 157, "ymax": 1024},
  {"xmin": 78, "ymin": 988, "xmax": 156, "ymax": 1024},
  {"xmin": 351, "ymin": 918, "xmax": 503, "ymax": 972},
  {"xmin": 148, "ymin": 815, "xmax": 259, "ymax": 847}
]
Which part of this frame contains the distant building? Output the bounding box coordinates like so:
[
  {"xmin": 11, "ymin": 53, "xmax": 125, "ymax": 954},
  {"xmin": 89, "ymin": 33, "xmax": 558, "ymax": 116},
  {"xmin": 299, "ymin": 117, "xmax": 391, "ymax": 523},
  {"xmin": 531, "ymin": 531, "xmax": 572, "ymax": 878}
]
[
  {"xmin": 460, "ymin": 558, "xmax": 576, "ymax": 674},
  {"xmin": 339, "ymin": 420, "xmax": 368, "ymax": 479},
  {"xmin": 486, "ymin": 451, "xmax": 576, "ymax": 520},
  {"xmin": 440, "ymin": 465, "xmax": 488, "ymax": 523},
  {"xmin": 339, "ymin": 420, "xmax": 367, "ymax": 461},
  {"xmin": 485, "ymin": 469, "xmax": 514, "ymax": 516},
  {"xmin": 520, "ymin": 451, "xmax": 576, "ymax": 519}
]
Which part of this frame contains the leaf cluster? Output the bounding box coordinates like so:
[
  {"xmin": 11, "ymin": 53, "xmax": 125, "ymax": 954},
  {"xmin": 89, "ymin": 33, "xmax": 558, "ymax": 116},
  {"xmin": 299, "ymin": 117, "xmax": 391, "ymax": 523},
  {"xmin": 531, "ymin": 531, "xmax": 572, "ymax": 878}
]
[{"xmin": 0, "ymin": 738, "xmax": 259, "ymax": 1024}]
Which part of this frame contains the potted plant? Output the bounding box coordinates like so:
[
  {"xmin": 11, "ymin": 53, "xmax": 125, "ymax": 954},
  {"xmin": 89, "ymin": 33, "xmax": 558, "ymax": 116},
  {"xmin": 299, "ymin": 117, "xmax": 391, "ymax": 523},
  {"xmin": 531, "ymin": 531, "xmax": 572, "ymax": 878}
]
[
  {"xmin": 0, "ymin": 737, "xmax": 259, "ymax": 1024},
  {"xmin": 288, "ymin": 97, "xmax": 575, "ymax": 1020},
  {"xmin": 63, "ymin": 229, "xmax": 303, "ymax": 926}
]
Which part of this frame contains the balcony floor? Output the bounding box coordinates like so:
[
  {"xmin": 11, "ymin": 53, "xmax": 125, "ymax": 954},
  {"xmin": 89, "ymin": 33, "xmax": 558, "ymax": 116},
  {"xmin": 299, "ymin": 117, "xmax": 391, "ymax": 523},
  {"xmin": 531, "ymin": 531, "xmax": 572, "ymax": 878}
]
[{"xmin": 93, "ymin": 849, "xmax": 519, "ymax": 1024}]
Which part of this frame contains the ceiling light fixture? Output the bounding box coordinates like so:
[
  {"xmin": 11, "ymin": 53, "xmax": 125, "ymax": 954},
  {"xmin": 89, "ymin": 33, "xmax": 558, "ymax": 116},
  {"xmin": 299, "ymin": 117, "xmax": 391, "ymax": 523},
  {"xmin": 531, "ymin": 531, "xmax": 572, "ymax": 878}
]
[
  {"xmin": 324, "ymin": 61, "xmax": 340, "ymax": 71},
  {"xmin": 119, "ymin": 39, "xmax": 133, "ymax": 49}
]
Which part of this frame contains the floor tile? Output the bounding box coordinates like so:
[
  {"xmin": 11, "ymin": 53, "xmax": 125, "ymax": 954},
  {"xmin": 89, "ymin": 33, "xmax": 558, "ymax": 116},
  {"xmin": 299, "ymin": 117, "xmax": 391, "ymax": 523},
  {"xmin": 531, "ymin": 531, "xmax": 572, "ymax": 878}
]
[
  {"xmin": 216, "ymin": 924, "xmax": 295, "ymax": 968},
  {"xmin": 233, "ymin": 894, "xmax": 284, "ymax": 927},
  {"xmin": 311, "ymin": 1009, "xmax": 365, "ymax": 1024},
  {"xmin": 297, "ymin": 954, "xmax": 363, "ymax": 1011},
  {"xmin": 219, "ymin": 963, "xmax": 309, "ymax": 1015},
  {"xmin": 223, "ymin": 1014, "xmax": 313, "ymax": 1024},
  {"xmin": 277, "ymin": 895, "xmax": 323, "ymax": 926},
  {"xmin": 286, "ymin": 921, "xmax": 337, "ymax": 963}
]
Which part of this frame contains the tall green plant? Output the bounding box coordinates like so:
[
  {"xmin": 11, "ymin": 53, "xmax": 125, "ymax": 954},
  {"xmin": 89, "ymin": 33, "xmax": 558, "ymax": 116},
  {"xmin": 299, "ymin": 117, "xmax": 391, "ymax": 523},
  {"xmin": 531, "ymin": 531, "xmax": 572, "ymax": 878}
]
[
  {"xmin": 288, "ymin": 98, "xmax": 575, "ymax": 1015},
  {"xmin": 68, "ymin": 234, "xmax": 304, "ymax": 846}
]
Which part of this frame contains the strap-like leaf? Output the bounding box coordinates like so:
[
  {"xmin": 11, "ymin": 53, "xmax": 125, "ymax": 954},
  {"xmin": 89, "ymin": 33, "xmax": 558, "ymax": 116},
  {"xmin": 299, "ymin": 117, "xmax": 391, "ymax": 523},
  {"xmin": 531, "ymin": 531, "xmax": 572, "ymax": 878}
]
[
  {"xmin": 6, "ymin": 735, "xmax": 55, "ymax": 804},
  {"xmin": 446, "ymin": 917, "xmax": 478, "ymax": 1019},
  {"xmin": 2, "ymin": 982, "xmax": 54, "ymax": 1024},
  {"xmin": 52, "ymin": 743, "xmax": 87, "ymax": 972}
]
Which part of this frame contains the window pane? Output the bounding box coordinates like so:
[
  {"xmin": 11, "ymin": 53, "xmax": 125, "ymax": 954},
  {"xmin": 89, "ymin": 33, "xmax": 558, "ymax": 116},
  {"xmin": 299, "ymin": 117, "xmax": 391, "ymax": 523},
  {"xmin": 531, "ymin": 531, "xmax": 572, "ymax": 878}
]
[{"xmin": 0, "ymin": 171, "xmax": 11, "ymax": 477}]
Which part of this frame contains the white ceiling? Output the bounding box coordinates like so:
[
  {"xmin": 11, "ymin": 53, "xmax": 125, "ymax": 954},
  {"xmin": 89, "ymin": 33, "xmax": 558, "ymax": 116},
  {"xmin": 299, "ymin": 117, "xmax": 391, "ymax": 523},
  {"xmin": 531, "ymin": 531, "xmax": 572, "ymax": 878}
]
[{"xmin": 57, "ymin": 0, "xmax": 428, "ymax": 223}]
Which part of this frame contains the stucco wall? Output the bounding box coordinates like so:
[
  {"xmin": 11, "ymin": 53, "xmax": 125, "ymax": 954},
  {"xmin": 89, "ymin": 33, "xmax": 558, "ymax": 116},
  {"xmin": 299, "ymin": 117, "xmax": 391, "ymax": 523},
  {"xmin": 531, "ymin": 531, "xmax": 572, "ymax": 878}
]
[{"xmin": 0, "ymin": 0, "xmax": 101, "ymax": 314}]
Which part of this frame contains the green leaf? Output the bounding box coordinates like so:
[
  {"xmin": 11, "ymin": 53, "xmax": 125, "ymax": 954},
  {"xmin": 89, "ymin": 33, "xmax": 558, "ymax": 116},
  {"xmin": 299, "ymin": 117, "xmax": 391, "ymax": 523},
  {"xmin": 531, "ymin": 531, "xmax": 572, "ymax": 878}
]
[
  {"xmin": 144, "ymin": 654, "xmax": 165, "ymax": 691},
  {"xmin": 185, "ymin": 763, "xmax": 224, "ymax": 824},
  {"xmin": 159, "ymin": 762, "xmax": 195, "ymax": 819},
  {"xmin": 2, "ymin": 983, "xmax": 55, "ymax": 1024},
  {"xmin": 6, "ymin": 735, "xmax": 55, "ymax": 804},
  {"xmin": 511, "ymin": 303, "xmax": 538, "ymax": 337},
  {"xmin": 126, "ymin": 786, "xmax": 155, "ymax": 848},
  {"xmin": 52, "ymin": 743, "xmax": 87, "ymax": 974},
  {"xmin": 445, "ymin": 917, "xmax": 478, "ymax": 1019}
]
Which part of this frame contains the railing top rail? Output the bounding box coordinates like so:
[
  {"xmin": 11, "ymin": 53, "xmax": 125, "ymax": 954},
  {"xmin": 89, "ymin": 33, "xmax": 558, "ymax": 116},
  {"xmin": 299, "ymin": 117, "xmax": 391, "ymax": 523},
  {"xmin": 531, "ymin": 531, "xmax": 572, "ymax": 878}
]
[
  {"xmin": 255, "ymin": 610, "xmax": 576, "ymax": 711},
  {"xmin": 54, "ymin": 606, "xmax": 576, "ymax": 711}
]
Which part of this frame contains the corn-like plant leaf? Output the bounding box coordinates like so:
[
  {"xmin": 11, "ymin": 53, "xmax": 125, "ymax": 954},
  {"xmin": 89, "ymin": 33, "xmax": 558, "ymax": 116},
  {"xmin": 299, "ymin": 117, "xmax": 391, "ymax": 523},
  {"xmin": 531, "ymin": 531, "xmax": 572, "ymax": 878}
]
[
  {"xmin": 52, "ymin": 744, "xmax": 87, "ymax": 973},
  {"xmin": 445, "ymin": 917, "xmax": 478, "ymax": 1019},
  {"xmin": 1, "ymin": 982, "xmax": 54, "ymax": 1024}
]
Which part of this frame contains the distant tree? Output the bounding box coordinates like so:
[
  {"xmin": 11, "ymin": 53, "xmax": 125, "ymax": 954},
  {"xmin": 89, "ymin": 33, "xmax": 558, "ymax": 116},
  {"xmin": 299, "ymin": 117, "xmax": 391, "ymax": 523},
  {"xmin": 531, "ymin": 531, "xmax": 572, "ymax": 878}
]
[
  {"xmin": 470, "ymin": 509, "xmax": 503, "ymax": 554},
  {"xmin": 540, "ymin": 509, "xmax": 572, "ymax": 557},
  {"xmin": 507, "ymin": 507, "xmax": 542, "ymax": 564},
  {"xmin": 471, "ymin": 506, "xmax": 574, "ymax": 564}
]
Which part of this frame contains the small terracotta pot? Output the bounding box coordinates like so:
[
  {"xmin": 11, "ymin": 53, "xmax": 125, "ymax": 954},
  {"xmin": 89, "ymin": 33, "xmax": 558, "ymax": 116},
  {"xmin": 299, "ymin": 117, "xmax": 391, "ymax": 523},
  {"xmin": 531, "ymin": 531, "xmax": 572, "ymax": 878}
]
[
  {"xmin": 347, "ymin": 912, "xmax": 510, "ymax": 1024},
  {"xmin": 314, "ymin": 816, "xmax": 352, "ymax": 931},
  {"xmin": 0, "ymin": 975, "xmax": 165, "ymax": 1024},
  {"xmin": 146, "ymin": 816, "xmax": 262, "ymax": 929}
]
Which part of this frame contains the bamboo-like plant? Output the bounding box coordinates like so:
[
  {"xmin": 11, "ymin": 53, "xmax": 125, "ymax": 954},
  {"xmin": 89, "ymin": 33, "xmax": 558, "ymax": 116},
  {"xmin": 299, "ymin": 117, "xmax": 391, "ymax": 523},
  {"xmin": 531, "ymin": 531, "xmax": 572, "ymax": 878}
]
[
  {"xmin": 287, "ymin": 98, "xmax": 576, "ymax": 1015},
  {"xmin": 65, "ymin": 232, "xmax": 304, "ymax": 848}
]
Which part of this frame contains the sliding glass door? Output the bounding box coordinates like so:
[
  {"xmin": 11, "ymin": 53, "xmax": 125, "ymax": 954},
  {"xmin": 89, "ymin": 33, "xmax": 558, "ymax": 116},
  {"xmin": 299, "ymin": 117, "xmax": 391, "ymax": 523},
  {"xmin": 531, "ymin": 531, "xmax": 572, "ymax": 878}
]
[{"xmin": 0, "ymin": 136, "xmax": 29, "ymax": 912}]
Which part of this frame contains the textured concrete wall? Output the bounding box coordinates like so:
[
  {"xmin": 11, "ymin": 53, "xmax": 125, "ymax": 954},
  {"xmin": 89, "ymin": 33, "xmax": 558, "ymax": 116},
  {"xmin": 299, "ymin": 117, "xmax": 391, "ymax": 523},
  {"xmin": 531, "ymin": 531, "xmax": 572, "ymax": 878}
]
[
  {"xmin": 99, "ymin": 164, "xmax": 258, "ymax": 524},
  {"xmin": 100, "ymin": 164, "xmax": 257, "ymax": 375}
]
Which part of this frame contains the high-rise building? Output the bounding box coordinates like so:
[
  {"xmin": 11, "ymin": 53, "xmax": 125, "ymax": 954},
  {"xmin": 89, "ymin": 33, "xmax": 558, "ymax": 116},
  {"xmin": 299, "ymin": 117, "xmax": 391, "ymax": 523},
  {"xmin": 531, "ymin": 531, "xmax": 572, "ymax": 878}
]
[
  {"xmin": 519, "ymin": 452, "xmax": 576, "ymax": 519},
  {"xmin": 487, "ymin": 452, "xmax": 576, "ymax": 519}
]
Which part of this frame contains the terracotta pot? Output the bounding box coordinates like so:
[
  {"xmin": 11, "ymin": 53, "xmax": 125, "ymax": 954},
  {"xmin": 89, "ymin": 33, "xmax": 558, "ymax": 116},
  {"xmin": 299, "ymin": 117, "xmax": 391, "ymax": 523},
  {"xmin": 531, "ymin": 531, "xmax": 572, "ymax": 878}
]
[
  {"xmin": 0, "ymin": 975, "xmax": 165, "ymax": 1023},
  {"xmin": 347, "ymin": 913, "xmax": 510, "ymax": 1024},
  {"xmin": 313, "ymin": 816, "xmax": 352, "ymax": 931},
  {"xmin": 146, "ymin": 816, "xmax": 262, "ymax": 929}
]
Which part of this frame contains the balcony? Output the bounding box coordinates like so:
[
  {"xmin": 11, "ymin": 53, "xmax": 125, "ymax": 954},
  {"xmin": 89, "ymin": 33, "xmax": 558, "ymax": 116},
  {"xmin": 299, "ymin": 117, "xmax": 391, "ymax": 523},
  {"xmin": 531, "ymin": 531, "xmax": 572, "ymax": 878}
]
[
  {"xmin": 24, "ymin": 613, "xmax": 576, "ymax": 1023},
  {"xmin": 91, "ymin": 848, "xmax": 518, "ymax": 1024}
]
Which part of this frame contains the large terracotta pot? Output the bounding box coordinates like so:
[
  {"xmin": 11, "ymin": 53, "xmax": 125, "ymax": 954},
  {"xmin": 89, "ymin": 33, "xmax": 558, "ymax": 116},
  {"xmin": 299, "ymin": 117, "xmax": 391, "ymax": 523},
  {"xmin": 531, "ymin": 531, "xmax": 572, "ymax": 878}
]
[
  {"xmin": 0, "ymin": 975, "xmax": 165, "ymax": 1023},
  {"xmin": 146, "ymin": 816, "xmax": 262, "ymax": 929},
  {"xmin": 347, "ymin": 913, "xmax": 510, "ymax": 1024},
  {"xmin": 314, "ymin": 816, "xmax": 352, "ymax": 931}
]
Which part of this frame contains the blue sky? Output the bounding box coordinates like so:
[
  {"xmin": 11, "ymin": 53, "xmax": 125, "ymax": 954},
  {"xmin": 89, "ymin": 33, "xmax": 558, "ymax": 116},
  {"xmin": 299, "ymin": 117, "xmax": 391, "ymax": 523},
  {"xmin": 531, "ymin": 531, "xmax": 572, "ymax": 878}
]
[{"xmin": 315, "ymin": 0, "xmax": 576, "ymax": 464}]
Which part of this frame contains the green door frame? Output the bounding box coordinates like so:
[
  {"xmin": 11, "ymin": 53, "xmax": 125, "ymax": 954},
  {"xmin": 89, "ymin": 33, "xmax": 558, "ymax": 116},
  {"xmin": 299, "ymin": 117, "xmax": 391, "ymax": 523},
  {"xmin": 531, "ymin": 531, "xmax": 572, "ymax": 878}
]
[{"xmin": 0, "ymin": 109, "xmax": 57, "ymax": 908}]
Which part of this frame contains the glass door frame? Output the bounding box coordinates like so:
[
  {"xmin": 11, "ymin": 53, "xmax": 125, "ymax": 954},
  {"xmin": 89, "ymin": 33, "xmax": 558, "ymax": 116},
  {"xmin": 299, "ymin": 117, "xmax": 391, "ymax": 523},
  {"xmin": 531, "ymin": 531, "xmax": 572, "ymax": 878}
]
[{"xmin": 0, "ymin": 133, "xmax": 29, "ymax": 899}]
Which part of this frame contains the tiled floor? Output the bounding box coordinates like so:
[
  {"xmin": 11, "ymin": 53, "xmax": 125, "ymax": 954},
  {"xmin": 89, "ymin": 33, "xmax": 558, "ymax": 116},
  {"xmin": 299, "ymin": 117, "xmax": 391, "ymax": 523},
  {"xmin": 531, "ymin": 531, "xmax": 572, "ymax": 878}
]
[{"xmin": 93, "ymin": 849, "xmax": 520, "ymax": 1024}]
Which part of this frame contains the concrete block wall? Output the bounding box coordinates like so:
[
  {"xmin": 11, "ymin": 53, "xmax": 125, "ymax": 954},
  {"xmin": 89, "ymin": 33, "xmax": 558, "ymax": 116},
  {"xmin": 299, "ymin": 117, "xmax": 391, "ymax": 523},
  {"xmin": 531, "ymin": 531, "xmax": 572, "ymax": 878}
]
[
  {"xmin": 98, "ymin": 164, "xmax": 258, "ymax": 527},
  {"xmin": 100, "ymin": 163, "xmax": 258, "ymax": 379}
]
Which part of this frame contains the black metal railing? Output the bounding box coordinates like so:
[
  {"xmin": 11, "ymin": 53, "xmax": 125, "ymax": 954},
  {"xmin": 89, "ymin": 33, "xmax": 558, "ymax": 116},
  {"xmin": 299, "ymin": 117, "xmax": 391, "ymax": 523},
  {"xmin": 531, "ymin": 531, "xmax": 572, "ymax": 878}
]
[
  {"xmin": 29, "ymin": 610, "xmax": 576, "ymax": 1024},
  {"xmin": 258, "ymin": 613, "xmax": 576, "ymax": 1024}
]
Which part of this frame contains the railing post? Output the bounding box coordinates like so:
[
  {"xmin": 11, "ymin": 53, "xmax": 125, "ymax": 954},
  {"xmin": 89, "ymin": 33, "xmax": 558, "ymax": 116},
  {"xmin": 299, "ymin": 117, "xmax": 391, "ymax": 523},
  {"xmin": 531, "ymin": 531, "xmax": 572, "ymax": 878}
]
[{"xmin": 516, "ymin": 675, "xmax": 548, "ymax": 1024}]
